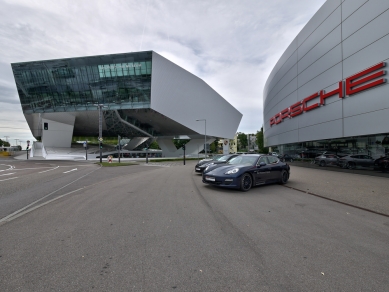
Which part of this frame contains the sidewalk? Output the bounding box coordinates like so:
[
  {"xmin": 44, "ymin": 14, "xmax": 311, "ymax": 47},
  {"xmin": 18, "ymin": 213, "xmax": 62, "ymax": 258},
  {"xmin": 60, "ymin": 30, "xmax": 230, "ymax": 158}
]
[{"xmin": 287, "ymin": 164, "xmax": 389, "ymax": 216}]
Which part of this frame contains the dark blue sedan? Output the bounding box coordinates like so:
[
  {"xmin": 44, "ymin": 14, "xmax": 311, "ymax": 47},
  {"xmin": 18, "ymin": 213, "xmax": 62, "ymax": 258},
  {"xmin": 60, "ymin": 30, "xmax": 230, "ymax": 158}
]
[{"xmin": 202, "ymin": 154, "xmax": 290, "ymax": 191}]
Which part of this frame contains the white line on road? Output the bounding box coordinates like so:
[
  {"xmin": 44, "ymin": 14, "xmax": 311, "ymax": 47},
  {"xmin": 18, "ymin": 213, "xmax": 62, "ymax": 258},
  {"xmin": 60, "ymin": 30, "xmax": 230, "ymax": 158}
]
[
  {"xmin": 0, "ymin": 177, "xmax": 18, "ymax": 182},
  {"xmin": 0, "ymin": 164, "xmax": 14, "ymax": 172},
  {"xmin": 0, "ymin": 173, "xmax": 15, "ymax": 177},
  {"xmin": 0, "ymin": 188, "xmax": 84, "ymax": 223},
  {"xmin": 39, "ymin": 166, "xmax": 59, "ymax": 173},
  {"xmin": 0, "ymin": 166, "xmax": 101, "ymax": 223},
  {"xmin": 63, "ymin": 168, "xmax": 77, "ymax": 174}
]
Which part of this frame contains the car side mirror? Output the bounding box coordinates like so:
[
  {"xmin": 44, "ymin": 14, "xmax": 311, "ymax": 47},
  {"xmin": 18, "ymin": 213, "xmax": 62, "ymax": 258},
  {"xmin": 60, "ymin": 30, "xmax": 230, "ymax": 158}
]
[{"xmin": 258, "ymin": 162, "xmax": 266, "ymax": 167}]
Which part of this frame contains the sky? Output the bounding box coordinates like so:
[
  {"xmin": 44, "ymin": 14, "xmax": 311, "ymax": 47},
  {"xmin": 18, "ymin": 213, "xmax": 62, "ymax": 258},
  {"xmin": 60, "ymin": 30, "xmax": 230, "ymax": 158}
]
[{"xmin": 0, "ymin": 0, "xmax": 326, "ymax": 148}]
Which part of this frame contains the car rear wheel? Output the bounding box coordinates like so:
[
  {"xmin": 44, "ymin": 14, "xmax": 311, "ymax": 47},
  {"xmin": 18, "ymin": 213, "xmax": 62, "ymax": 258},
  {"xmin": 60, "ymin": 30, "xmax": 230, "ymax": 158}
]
[
  {"xmin": 279, "ymin": 170, "xmax": 289, "ymax": 184},
  {"xmin": 347, "ymin": 162, "xmax": 355, "ymax": 169},
  {"xmin": 319, "ymin": 160, "xmax": 326, "ymax": 167},
  {"xmin": 240, "ymin": 173, "xmax": 252, "ymax": 192}
]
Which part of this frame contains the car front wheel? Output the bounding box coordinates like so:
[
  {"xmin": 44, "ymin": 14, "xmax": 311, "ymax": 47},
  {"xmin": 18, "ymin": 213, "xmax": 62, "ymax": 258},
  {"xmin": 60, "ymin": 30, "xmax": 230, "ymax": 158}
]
[
  {"xmin": 319, "ymin": 160, "xmax": 326, "ymax": 167},
  {"xmin": 240, "ymin": 173, "xmax": 252, "ymax": 192},
  {"xmin": 279, "ymin": 170, "xmax": 289, "ymax": 184},
  {"xmin": 347, "ymin": 162, "xmax": 355, "ymax": 169}
]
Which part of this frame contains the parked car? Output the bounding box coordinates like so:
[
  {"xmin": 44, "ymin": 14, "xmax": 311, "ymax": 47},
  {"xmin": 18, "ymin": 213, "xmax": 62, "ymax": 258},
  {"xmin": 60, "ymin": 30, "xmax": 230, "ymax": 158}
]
[
  {"xmin": 279, "ymin": 154, "xmax": 294, "ymax": 162},
  {"xmin": 202, "ymin": 154, "xmax": 290, "ymax": 192},
  {"xmin": 338, "ymin": 154, "xmax": 375, "ymax": 169},
  {"xmin": 196, "ymin": 154, "xmax": 223, "ymax": 167},
  {"xmin": 314, "ymin": 154, "xmax": 340, "ymax": 167},
  {"xmin": 374, "ymin": 156, "xmax": 389, "ymax": 171},
  {"xmin": 195, "ymin": 154, "xmax": 239, "ymax": 173}
]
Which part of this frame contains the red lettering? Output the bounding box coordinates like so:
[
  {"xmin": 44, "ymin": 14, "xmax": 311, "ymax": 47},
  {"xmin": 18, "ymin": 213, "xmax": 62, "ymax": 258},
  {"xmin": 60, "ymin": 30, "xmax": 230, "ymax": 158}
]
[
  {"xmin": 346, "ymin": 62, "xmax": 386, "ymax": 95},
  {"xmin": 290, "ymin": 101, "xmax": 303, "ymax": 117},
  {"xmin": 269, "ymin": 62, "xmax": 386, "ymax": 127},
  {"xmin": 303, "ymin": 92, "xmax": 320, "ymax": 111},
  {"xmin": 270, "ymin": 117, "xmax": 275, "ymax": 126},
  {"xmin": 320, "ymin": 81, "xmax": 343, "ymax": 105},
  {"xmin": 280, "ymin": 107, "xmax": 290, "ymax": 120},
  {"xmin": 274, "ymin": 113, "xmax": 282, "ymax": 124}
]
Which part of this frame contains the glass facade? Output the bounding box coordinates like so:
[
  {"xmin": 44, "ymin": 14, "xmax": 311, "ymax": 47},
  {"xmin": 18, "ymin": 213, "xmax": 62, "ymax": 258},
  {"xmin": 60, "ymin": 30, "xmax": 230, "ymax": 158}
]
[
  {"xmin": 11, "ymin": 51, "xmax": 152, "ymax": 114},
  {"xmin": 273, "ymin": 133, "xmax": 389, "ymax": 159}
]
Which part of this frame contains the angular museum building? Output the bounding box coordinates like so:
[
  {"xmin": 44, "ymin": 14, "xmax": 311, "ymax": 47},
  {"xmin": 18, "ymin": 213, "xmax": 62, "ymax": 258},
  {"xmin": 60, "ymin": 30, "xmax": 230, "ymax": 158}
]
[
  {"xmin": 11, "ymin": 51, "xmax": 242, "ymax": 157},
  {"xmin": 263, "ymin": 0, "xmax": 389, "ymax": 158}
]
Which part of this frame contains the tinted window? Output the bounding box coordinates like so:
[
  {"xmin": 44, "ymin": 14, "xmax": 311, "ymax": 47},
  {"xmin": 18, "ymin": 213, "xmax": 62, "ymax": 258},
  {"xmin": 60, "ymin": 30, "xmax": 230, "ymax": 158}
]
[
  {"xmin": 267, "ymin": 156, "xmax": 278, "ymax": 164},
  {"xmin": 258, "ymin": 156, "xmax": 268, "ymax": 165}
]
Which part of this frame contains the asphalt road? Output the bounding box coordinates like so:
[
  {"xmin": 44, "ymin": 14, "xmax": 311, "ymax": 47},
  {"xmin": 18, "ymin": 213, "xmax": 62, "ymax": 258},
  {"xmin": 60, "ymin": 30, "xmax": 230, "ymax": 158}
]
[{"xmin": 0, "ymin": 160, "xmax": 388, "ymax": 291}]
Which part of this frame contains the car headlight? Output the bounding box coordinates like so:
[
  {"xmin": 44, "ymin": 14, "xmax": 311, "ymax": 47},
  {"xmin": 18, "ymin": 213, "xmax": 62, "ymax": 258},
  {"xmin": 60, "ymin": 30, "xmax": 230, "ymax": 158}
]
[{"xmin": 225, "ymin": 168, "xmax": 239, "ymax": 174}]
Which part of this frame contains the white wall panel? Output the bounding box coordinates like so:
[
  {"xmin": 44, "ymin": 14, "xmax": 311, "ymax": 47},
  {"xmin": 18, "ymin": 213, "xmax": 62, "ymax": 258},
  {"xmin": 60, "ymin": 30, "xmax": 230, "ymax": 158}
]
[
  {"xmin": 298, "ymin": 44, "xmax": 342, "ymax": 87},
  {"xmin": 266, "ymin": 77, "xmax": 298, "ymax": 115},
  {"xmin": 342, "ymin": 0, "xmax": 389, "ymax": 40},
  {"xmin": 297, "ymin": 0, "xmax": 342, "ymax": 46},
  {"xmin": 343, "ymin": 83, "xmax": 389, "ymax": 117},
  {"xmin": 264, "ymin": 39, "xmax": 298, "ymax": 101},
  {"xmin": 343, "ymin": 34, "xmax": 389, "ymax": 77},
  {"xmin": 298, "ymin": 98, "xmax": 343, "ymax": 128},
  {"xmin": 343, "ymin": 8, "xmax": 389, "ymax": 59},
  {"xmin": 264, "ymin": 91, "xmax": 299, "ymax": 126},
  {"xmin": 344, "ymin": 108, "xmax": 389, "ymax": 136},
  {"xmin": 342, "ymin": 0, "xmax": 368, "ymax": 21},
  {"xmin": 268, "ymin": 64, "xmax": 298, "ymax": 104},
  {"xmin": 298, "ymin": 6, "xmax": 341, "ymax": 59},
  {"xmin": 298, "ymin": 26, "xmax": 342, "ymax": 74},
  {"xmin": 267, "ymin": 129, "xmax": 299, "ymax": 147},
  {"xmin": 298, "ymin": 119, "xmax": 343, "ymax": 142},
  {"xmin": 298, "ymin": 63, "xmax": 342, "ymax": 97},
  {"xmin": 264, "ymin": 0, "xmax": 389, "ymax": 147},
  {"xmin": 151, "ymin": 52, "xmax": 242, "ymax": 139}
]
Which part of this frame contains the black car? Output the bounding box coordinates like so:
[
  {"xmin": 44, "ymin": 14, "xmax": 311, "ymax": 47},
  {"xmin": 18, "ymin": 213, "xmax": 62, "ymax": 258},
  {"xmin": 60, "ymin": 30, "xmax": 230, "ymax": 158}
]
[
  {"xmin": 374, "ymin": 156, "xmax": 389, "ymax": 171},
  {"xmin": 195, "ymin": 154, "xmax": 239, "ymax": 173},
  {"xmin": 195, "ymin": 154, "xmax": 223, "ymax": 168},
  {"xmin": 202, "ymin": 154, "xmax": 290, "ymax": 192},
  {"xmin": 279, "ymin": 154, "xmax": 294, "ymax": 162}
]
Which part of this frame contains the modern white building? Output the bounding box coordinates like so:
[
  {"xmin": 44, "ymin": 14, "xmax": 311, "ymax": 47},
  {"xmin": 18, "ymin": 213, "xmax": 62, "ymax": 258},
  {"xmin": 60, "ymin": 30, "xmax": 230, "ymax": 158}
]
[
  {"xmin": 263, "ymin": 0, "xmax": 389, "ymax": 158},
  {"xmin": 11, "ymin": 51, "xmax": 242, "ymax": 158}
]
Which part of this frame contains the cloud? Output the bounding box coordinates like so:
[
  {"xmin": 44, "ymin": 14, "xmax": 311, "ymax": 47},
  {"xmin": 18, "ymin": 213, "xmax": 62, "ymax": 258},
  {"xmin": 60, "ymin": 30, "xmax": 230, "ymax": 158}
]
[{"xmin": 0, "ymin": 0, "xmax": 326, "ymax": 135}]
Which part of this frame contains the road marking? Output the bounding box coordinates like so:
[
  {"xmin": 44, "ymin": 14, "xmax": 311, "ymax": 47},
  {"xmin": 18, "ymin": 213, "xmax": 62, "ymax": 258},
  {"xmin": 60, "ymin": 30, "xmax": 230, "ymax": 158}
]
[
  {"xmin": 0, "ymin": 164, "xmax": 14, "ymax": 172},
  {"xmin": 0, "ymin": 166, "xmax": 101, "ymax": 223},
  {"xmin": 0, "ymin": 188, "xmax": 84, "ymax": 223},
  {"xmin": 0, "ymin": 173, "xmax": 15, "ymax": 177},
  {"xmin": 63, "ymin": 168, "xmax": 77, "ymax": 174},
  {"xmin": 0, "ymin": 177, "xmax": 18, "ymax": 182},
  {"xmin": 39, "ymin": 166, "xmax": 59, "ymax": 173}
]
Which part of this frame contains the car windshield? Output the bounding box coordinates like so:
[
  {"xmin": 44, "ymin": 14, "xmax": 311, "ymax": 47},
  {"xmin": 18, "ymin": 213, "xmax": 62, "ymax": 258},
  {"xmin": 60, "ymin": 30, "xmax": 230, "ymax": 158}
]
[
  {"xmin": 211, "ymin": 155, "xmax": 223, "ymax": 160},
  {"xmin": 216, "ymin": 155, "xmax": 232, "ymax": 161},
  {"xmin": 227, "ymin": 155, "xmax": 258, "ymax": 166}
]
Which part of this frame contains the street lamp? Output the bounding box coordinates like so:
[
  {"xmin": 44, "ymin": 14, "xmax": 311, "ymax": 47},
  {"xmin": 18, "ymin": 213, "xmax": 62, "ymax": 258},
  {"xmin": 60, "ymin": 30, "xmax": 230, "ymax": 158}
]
[
  {"xmin": 196, "ymin": 119, "xmax": 207, "ymax": 158},
  {"xmin": 26, "ymin": 140, "xmax": 30, "ymax": 160},
  {"xmin": 94, "ymin": 104, "xmax": 105, "ymax": 163}
]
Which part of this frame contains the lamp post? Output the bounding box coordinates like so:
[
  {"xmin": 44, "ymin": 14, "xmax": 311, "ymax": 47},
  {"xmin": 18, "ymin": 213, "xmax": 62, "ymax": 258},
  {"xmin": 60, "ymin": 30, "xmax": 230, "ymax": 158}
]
[
  {"xmin": 196, "ymin": 119, "xmax": 207, "ymax": 158},
  {"xmin": 95, "ymin": 104, "xmax": 105, "ymax": 163},
  {"xmin": 26, "ymin": 140, "xmax": 30, "ymax": 160}
]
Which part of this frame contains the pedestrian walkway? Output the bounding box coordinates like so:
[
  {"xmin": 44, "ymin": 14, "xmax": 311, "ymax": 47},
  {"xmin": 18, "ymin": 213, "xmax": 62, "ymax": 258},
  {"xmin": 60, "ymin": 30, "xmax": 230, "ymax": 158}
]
[{"xmin": 287, "ymin": 165, "xmax": 389, "ymax": 216}]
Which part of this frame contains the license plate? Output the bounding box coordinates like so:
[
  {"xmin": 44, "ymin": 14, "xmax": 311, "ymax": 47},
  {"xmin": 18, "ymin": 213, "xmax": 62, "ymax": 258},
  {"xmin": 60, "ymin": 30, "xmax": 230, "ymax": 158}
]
[
  {"xmin": 205, "ymin": 176, "xmax": 215, "ymax": 181},
  {"xmin": 196, "ymin": 168, "xmax": 201, "ymax": 171}
]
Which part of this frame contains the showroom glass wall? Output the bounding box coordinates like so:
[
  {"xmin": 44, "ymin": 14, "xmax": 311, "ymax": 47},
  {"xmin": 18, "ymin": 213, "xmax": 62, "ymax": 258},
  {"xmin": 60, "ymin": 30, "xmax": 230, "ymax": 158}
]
[
  {"xmin": 273, "ymin": 133, "xmax": 389, "ymax": 159},
  {"xmin": 11, "ymin": 51, "xmax": 152, "ymax": 114}
]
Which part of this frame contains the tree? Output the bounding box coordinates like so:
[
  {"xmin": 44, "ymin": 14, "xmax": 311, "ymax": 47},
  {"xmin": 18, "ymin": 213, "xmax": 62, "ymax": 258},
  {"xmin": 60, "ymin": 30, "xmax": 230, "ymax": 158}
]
[
  {"xmin": 237, "ymin": 132, "xmax": 248, "ymax": 151},
  {"xmin": 256, "ymin": 127, "xmax": 269, "ymax": 153},
  {"xmin": 173, "ymin": 139, "xmax": 190, "ymax": 149},
  {"xmin": 210, "ymin": 139, "xmax": 218, "ymax": 153},
  {"xmin": 148, "ymin": 140, "xmax": 161, "ymax": 150},
  {"xmin": 0, "ymin": 139, "xmax": 10, "ymax": 147}
]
